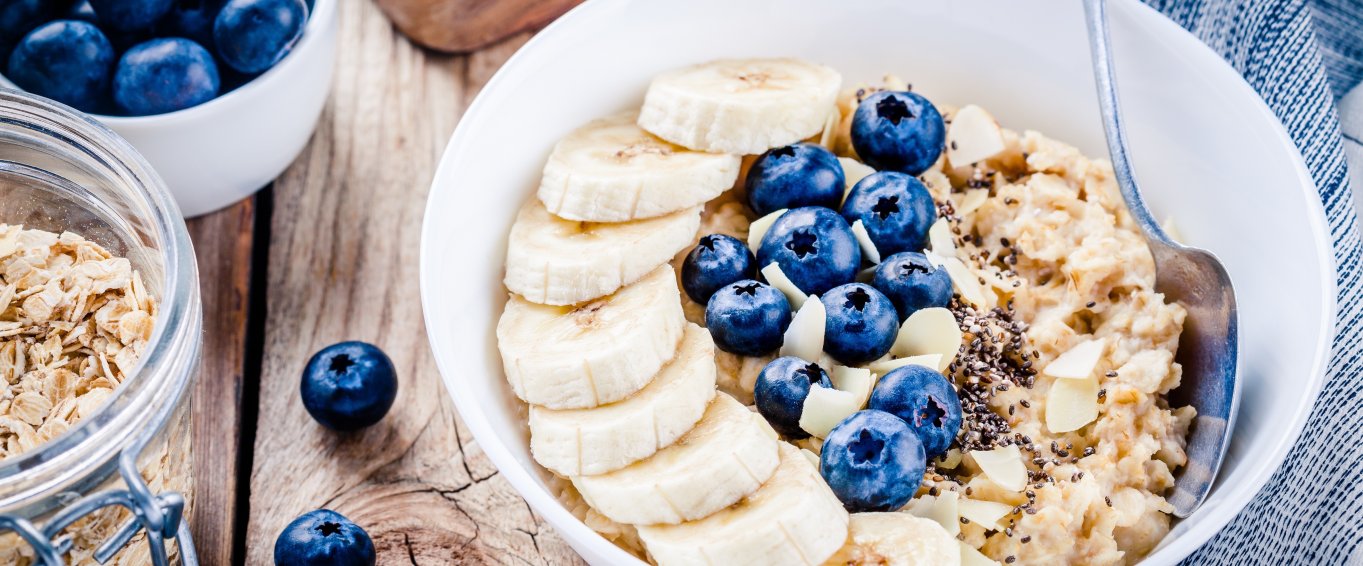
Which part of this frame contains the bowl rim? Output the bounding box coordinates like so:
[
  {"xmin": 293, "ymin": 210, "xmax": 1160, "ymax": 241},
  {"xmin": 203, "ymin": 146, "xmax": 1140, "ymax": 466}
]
[
  {"xmin": 0, "ymin": 0, "xmax": 335, "ymax": 125},
  {"xmin": 418, "ymin": 0, "xmax": 1339, "ymax": 563}
]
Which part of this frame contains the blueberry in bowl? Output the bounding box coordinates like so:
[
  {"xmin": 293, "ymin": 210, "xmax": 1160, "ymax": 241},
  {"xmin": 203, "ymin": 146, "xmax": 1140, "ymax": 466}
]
[
  {"xmin": 868, "ymin": 364, "xmax": 962, "ymax": 457},
  {"xmin": 820, "ymin": 283, "xmax": 898, "ymax": 365},
  {"xmin": 746, "ymin": 142, "xmax": 846, "ymax": 216},
  {"xmin": 682, "ymin": 234, "xmax": 756, "ymax": 304},
  {"xmin": 274, "ymin": 509, "xmax": 376, "ymax": 566},
  {"xmin": 756, "ymin": 206, "xmax": 861, "ymax": 296},
  {"xmin": 89, "ymin": 0, "xmax": 175, "ymax": 32},
  {"xmin": 820, "ymin": 409, "xmax": 926, "ymax": 512},
  {"xmin": 114, "ymin": 38, "xmax": 220, "ymax": 115},
  {"xmin": 704, "ymin": 279, "xmax": 792, "ymax": 356},
  {"xmin": 6, "ymin": 20, "xmax": 115, "ymax": 113},
  {"xmin": 851, "ymin": 91, "xmax": 945, "ymax": 175},
  {"xmin": 754, "ymin": 356, "xmax": 832, "ymax": 438},
  {"xmin": 872, "ymin": 251, "xmax": 953, "ymax": 321},
  {"xmin": 301, "ymin": 341, "xmax": 399, "ymax": 431},
  {"xmin": 214, "ymin": 0, "xmax": 308, "ymax": 74},
  {"xmin": 841, "ymin": 171, "xmax": 937, "ymax": 256}
]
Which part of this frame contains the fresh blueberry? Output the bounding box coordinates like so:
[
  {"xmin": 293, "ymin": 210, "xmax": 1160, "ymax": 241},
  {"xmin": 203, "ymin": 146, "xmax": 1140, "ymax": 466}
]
[
  {"xmin": 158, "ymin": 0, "xmax": 226, "ymax": 47},
  {"xmin": 274, "ymin": 509, "xmax": 376, "ymax": 566},
  {"xmin": 754, "ymin": 356, "xmax": 832, "ymax": 438},
  {"xmin": 841, "ymin": 171, "xmax": 936, "ymax": 256},
  {"xmin": 0, "ymin": 0, "xmax": 63, "ymax": 59},
  {"xmin": 214, "ymin": 0, "xmax": 307, "ymax": 74},
  {"xmin": 820, "ymin": 410, "xmax": 926, "ymax": 512},
  {"xmin": 756, "ymin": 206, "xmax": 861, "ymax": 297},
  {"xmin": 820, "ymin": 283, "xmax": 898, "ymax": 365},
  {"xmin": 7, "ymin": 21, "xmax": 115, "ymax": 113},
  {"xmin": 89, "ymin": 0, "xmax": 174, "ymax": 32},
  {"xmin": 705, "ymin": 279, "xmax": 792, "ymax": 356},
  {"xmin": 682, "ymin": 234, "xmax": 756, "ymax": 304},
  {"xmin": 872, "ymin": 252, "xmax": 952, "ymax": 321},
  {"xmin": 850, "ymin": 91, "xmax": 945, "ymax": 175},
  {"xmin": 300, "ymin": 341, "xmax": 399, "ymax": 431},
  {"xmin": 746, "ymin": 142, "xmax": 845, "ymax": 216},
  {"xmin": 67, "ymin": 1, "xmax": 99, "ymax": 23},
  {"xmin": 868, "ymin": 364, "xmax": 962, "ymax": 457},
  {"xmin": 113, "ymin": 38, "xmax": 220, "ymax": 115}
]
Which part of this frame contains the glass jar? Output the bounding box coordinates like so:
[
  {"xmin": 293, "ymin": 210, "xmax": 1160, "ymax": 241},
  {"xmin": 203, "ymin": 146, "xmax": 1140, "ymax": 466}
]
[{"xmin": 0, "ymin": 89, "xmax": 200, "ymax": 565}]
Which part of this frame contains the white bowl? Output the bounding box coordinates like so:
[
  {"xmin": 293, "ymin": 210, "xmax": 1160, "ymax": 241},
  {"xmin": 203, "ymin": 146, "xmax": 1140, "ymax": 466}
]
[
  {"xmin": 1, "ymin": 0, "xmax": 338, "ymax": 218},
  {"xmin": 419, "ymin": 0, "xmax": 1337, "ymax": 563}
]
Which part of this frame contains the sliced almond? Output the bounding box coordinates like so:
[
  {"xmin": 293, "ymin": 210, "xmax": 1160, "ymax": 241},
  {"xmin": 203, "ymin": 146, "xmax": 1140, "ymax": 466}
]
[
  {"xmin": 850, "ymin": 220, "xmax": 882, "ymax": 264},
  {"xmin": 943, "ymin": 257, "xmax": 988, "ymax": 308},
  {"xmin": 748, "ymin": 208, "xmax": 789, "ymax": 251},
  {"xmin": 903, "ymin": 491, "xmax": 960, "ymax": 536},
  {"xmin": 957, "ymin": 188, "xmax": 990, "ymax": 216},
  {"xmin": 818, "ymin": 109, "xmax": 841, "ymax": 149},
  {"xmin": 947, "ymin": 105, "xmax": 1007, "ymax": 167},
  {"xmin": 957, "ymin": 499, "xmax": 1012, "ymax": 531},
  {"xmin": 839, "ymin": 158, "xmax": 876, "ymax": 207},
  {"xmin": 935, "ymin": 448, "xmax": 963, "ymax": 470},
  {"xmin": 1046, "ymin": 375, "xmax": 1100, "ymax": 433},
  {"xmin": 830, "ymin": 365, "xmax": 874, "ymax": 408},
  {"xmin": 798, "ymin": 386, "xmax": 861, "ymax": 438},
  {"xmin": 866, "ymin": 354, "xmax": 942, "ymax": 377},
  {"xmin": 960, "ymin": 542, "xmax": 1002, "ymax": 566},
  {"xmin": 761, "ymin": 262, "xmax": 807, "ymax": 310},
  {"xmin": 801, "ymin": 447, "xmax": 821, "ymax": 467},
  {"xmin": 1043, "ymin": 337, "xmax": 1105, "ymax": 379},
  {"xmin": 890, "ymin": 307, "xmax": 961, "ymax": 370},
  {"xmin": 970, "ymin": 445, "xmax": 1026, "ymax": 492},
  {"xmin": 780, "ymin": 295, "xmax": 826, "ymax": 361},
  {"xmin": 927, "ymin": 219, "xmax": 956, "ymax": 258}
]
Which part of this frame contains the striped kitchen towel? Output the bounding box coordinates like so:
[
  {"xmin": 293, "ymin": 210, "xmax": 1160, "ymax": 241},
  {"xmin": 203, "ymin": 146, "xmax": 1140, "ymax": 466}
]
[{"xmin": 1141, "ymin": 0, "xmax": 1363, "ymax": 563}]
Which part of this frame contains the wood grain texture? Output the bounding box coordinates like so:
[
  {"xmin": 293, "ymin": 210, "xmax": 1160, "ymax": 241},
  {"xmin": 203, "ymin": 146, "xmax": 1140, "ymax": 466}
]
[
  {"xmin": 373, "ymin": 0, "xmax": 581, "ymax": 53},
  {"xmin": 245, "ymin": 1, "xmax": 584, "ymax": 563},
  {"xmin": 185, "ymin": 199, "xmax": 256, "ymax": 566}
]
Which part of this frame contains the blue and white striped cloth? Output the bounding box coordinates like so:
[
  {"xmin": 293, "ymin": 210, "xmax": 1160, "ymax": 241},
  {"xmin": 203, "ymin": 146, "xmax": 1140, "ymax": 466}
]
[{"xmin": 1140, "ymin": 0, "xmax": 1363, "ymax": 563}]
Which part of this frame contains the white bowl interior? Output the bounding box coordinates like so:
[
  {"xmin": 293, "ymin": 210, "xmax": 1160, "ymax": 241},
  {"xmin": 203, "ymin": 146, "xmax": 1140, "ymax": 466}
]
[{"xmin": 420, "ymin": 0, "xmax": 1335, "ymax": 564}]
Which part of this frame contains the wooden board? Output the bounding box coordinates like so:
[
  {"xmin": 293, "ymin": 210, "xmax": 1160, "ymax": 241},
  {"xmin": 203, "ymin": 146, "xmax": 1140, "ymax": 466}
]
[
  {"xmin": 243, "ymin": 0, "xmax": 584, "ymax": 563},
  {"xmin": 373, "ymin": 0, "xmax": 582, "ymax": 53}
]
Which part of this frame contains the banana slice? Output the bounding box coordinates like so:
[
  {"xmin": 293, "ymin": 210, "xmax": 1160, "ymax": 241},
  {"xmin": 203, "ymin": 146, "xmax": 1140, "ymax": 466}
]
[
  {"xmin": 504, "ymin": 198, "xmax": 701, "ymax": 306},
  {"xmin": 497, "ymin": 265, "xmax": 685, "ymax": 409},
  {"xmin": 538, "ymin": 112, "xmax": 742, "ymax": 222},
  {"xmin": 530, "ymin": 325, "xmax": 718, "ymax": 476},
  {"xmin": 825, "ymin": 513, "xmax": 962, "ymax": 565},
  {"xmin": 573, "ymin": 394, "xmax": 780, "ymax": 526},
  {"xmin": 638, "ymin": 58, "xmax": 842, "ymax": 155},
  {"xmin": 637, "ymin": 443, "xmax": 849, "ymax": 566}
]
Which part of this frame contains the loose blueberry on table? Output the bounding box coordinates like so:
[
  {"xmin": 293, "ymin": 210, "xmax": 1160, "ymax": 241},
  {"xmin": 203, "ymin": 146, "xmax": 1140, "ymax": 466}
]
[
  {"xmin": 704, "ymin": 279, "xmax": 792, "ymax": 356},
  {"xmin": 841, "ymin": 171, "xmax": 937, "ymax": 256},
  {"xmin": 850, "ymin": 90, "xmax": 945, "ymax": 176},
  {"xmin": 114, "ymin": 37, "xmax": 220, "ymax": 115},
  {"xmin": 682, "ymin": 234, "xmax": 756, "ymax": 304},
  {"xmin": 756, "ymin": 206, "xmax": 861, "ymax": 296},
  {"xmin": 872, "ymin": 251, "xmax": 953, "ymax": 321},
  {"xmin": 274, "ymin": 509, "xmax": 376, "ymax": 566},
  {"xmin": 820, "ymin": 283, "xmax": 898, "ymax": 365},
  {"xmin": 300, "ymin": 341, "xmax": 399, "ymax": 432},
  {"xmin": 754, "ymin": 356, "xmax": 833, "ymax": 438},
  {"xmin": 820, "ymin": 409, "xmax": 926, "ymax": 512},
  {"xmin": 214, "ymin": 0, "xmax": 308, "ymax": 74},
  {"xmin": 868, "ymin": 364, "xmax": 963, "ymax": 457},
  {"xmin": 746, "ymin": 142, "xmax": 846, "ymax": 216},
  {"xmin": 7, "ymin": 20, "xmax": 115, "ymax": 112}
]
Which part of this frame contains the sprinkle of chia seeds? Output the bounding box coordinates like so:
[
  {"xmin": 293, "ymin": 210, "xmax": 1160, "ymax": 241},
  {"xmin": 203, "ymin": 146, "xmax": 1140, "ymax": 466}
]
[
  {"xmin": 1086, "ymin": 301, "xmax": 1097, "ymax": 308},
  {"xmin": 960, "ymin": 517, "xmax": 970, "ymax": 524},
  {"xmin": 1106, "ymin": 370, "xmax": 1118, "ymax": 378},
  {"xmin": 951, "ymin": 141, "xmax": 958, "ymax": 150},
  {"xmin": 1006, "ymin": 557, "xmax": 1017, "ymax": 564},
  {"xmin": 1105, "ymin": 496, "xmax": 1113, "ymax": 507},
  {"xmin": 1097, "ymin": 389, "xmax": 1107, "ymax": 401},
  {"xmin": 1083, "ymin": 446, "xmax": 1095, "ymax": 457},
  {"xmin": 1021, "ymin": 535, "xmax": 1032, "ymax": 544}
]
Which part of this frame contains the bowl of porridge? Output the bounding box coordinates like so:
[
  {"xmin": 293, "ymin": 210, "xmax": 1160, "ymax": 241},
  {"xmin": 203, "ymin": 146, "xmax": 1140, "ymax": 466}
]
[{"xmin": 419, "ymin": 1, "xmax": 1335, "ymax": 564}]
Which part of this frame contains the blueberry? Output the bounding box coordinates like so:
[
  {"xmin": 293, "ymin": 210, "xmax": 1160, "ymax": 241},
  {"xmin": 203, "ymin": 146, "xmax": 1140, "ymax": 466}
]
[
  {"xmin": 840, "ymin": 171, "xmax": 936, "ymax": 256},
  {"xmin": 746, "ymin": 142, "xmax": 845, "ymax": 216},
  {"xmin": 682, "ymin": 234, "xmax": 756, "ymax": 304},
  {"xmin": 214, "ymin": 0, "xmax": 307, "ymax": 74},
  {"xmin": 868, "ymin": 365, "xmax": 962, "ymax": 457},
  {"xmin": 756, "ymin": 207, "xmax": 860, "ymax": 297},
  {"xmin": 158, "ymin": 0, "xmax": 226, "ymax": 47},
  {"xmin": 113, "ymin": 38, "xmax": 220, "ymax": 115},
  {"xmin": 872, "ymin": 252, "xmax": 952, "ymax": 321},
  {"xmin": 89, "ymin": 0, "xmax": 174, "ymax": 32},
  {"xmin": 754, "ymin": 356, "xmax": 832, "ymax": 438},
  {"xmin": 67, "ymin": 1, "xmax": 99, "ymax": 23},
  {"xmin": 820, "ymin": 410, "xmax": 926, "ymax": 512},
  {"xmin": 7, "ymin": 21, "xmax": 115, "ymax": 113},
  {"xmin": 851, "ymin": 91, "xmax": 945, "ymax": 175},
  {"xmin": 820, "ymin": 283, "xmax": 898, "ymax": 365},
  {"xmin": 704, "ymin": 279, "xmax": 792, "ymax": 356},
  {"xmin": 0, "ymin": 0, "xmax": 63, "ymax": 59},
  {"xmin": 274, "ymin": 509, "xmax": 376, "ymax": 566},
  {"xmin": 300, "ymin": 341, "xmax": 399, "ymax": 431}
]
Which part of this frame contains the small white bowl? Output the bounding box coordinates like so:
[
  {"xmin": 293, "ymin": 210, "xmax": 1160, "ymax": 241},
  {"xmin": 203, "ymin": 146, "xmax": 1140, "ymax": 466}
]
[
  {"xmin": 420, "ymin": 0, "xmax": 1337, "ymax": 564},
  {"xmin": 1, "ymin": 0, "xmax": 338, "ymax": 218}
]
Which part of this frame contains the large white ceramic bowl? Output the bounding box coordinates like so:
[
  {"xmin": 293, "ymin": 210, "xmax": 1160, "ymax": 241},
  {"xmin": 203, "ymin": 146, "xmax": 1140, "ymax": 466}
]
[
  {"xmin": 420, "ymin": 0, "xmax": 1337, "ymax": 563},
  {"xmin": 1, "ymin": 0, "xmax": 338, "ymax": 218}
]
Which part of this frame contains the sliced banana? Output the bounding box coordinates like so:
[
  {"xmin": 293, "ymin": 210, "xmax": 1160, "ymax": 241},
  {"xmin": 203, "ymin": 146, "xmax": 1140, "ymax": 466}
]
[
  {"xmin": 504, "ymin": 198, "xmax": 700, "ymax": 305},
  {"xmin": 637, "ymin": 443, "xmax": 849, "ymax": 566},
  {"xmin": 573, "ymin": 394, "xmax": 780, "ymax": 526},
  {"xmin": 825, "ymin": 513, "xmax": 962, "ymax": 566},
  {"xmin": 538, "ymin": 112, "xmax": 741, "ymax": 222},
  {"xmin": 497, "ymin": 265, "xmax": 685, "ymax": 409},
  {"xmin": 529, "ymin": 324, "xmax": 718, "ymax": 476},
  {"xmin": 638, "ymin": 58, "xmax": 842, "ymax": 155}
]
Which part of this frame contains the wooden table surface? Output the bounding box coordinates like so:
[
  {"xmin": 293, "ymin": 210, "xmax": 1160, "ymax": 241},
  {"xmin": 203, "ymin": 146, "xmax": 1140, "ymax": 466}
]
[{"xmin": 183, "ymin": 1, "xmax": 583, "ymax": 563}]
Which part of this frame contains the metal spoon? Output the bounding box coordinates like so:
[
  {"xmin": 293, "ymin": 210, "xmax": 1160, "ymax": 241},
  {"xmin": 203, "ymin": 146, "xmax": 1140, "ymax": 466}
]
[{"xmin": 1083, "ymin": 0, "xmax": 1240, "ymax": 518}]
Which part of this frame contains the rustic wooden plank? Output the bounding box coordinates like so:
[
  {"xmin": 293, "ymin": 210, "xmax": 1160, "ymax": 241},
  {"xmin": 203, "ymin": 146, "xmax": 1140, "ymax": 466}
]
[
  {"xmin": 373, "ymin": 0, "xmax": 581, "ymax": 53},
  {"xmin": 184, "ymin": 198, "xmax": 256, "ymax": 566},
  {"xmin": 245, "ymin": 1, "xmax": 583, "ymax": 563}
]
